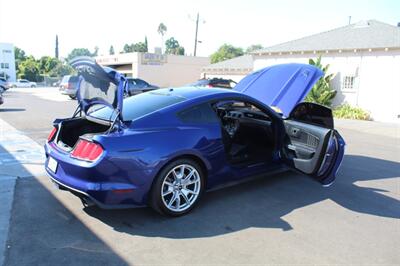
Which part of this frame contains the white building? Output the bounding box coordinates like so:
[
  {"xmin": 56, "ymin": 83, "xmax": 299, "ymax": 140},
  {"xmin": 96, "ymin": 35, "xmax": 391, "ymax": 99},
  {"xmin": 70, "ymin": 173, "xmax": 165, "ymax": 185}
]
[
  {"xmin": 0, "ymin": 43, "xmax": 16, "ymax": 81},
  {"xmin": 203, "ymin": 20, "xmax": 400, "ymax": 122},
  {"xmin": 96, "ymin": 52, "xmax": 210, "ymax": 88}
]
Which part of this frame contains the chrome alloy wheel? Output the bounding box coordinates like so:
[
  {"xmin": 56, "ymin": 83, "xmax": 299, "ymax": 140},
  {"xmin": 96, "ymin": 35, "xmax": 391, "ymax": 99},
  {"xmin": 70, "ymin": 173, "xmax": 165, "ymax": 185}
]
[{"xmin": 161, "ymin": 164, "xmax": 201, "ymax": 212}]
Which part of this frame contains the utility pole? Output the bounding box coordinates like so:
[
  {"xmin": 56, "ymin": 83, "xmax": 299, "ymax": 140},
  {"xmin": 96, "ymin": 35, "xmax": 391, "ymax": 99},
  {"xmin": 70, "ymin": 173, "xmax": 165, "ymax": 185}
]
[
  {"xmin": 194, "ymin": 12, "xmax": 199, "ymax": 56},
  {"xmin": 55, "ymin": 35, "xmax": 59, "ymax": 59}
]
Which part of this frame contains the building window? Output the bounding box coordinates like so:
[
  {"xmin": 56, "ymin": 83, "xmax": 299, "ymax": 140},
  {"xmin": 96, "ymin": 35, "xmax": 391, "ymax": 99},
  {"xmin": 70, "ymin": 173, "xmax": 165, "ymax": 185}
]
[
  {"xmin": 342, "ymin": 76, "xmax": 355, "ymax": 90},
  {"xmin": 2, "ymin": 49, "xmax": 12, "ymax": 53},
  {"xmin": 0, "ymin": 63, "xmax": 4, "ymax": 69},
  {"xmin": 4, "ymin": 63, "xmax": 9, "ymax": 69}
]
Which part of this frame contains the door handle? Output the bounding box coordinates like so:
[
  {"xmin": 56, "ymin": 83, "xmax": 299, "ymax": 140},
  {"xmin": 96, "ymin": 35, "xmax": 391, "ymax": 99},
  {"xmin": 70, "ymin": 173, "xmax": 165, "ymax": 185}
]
[{"xmin": 290, "ymin": 128, "xmax": 300, "ymax": 137}]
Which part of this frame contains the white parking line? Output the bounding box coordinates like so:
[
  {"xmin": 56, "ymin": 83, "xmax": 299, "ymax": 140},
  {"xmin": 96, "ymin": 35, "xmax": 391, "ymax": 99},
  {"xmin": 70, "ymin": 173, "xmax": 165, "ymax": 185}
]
[{"xmin": 0, "ymin": 117, "xmax": 46, "ymax": 178}]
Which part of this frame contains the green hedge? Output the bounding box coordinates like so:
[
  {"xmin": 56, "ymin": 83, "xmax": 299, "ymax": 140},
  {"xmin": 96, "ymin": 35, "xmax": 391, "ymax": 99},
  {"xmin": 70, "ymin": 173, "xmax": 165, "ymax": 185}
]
[{"xmin": 333, "ymin": 104, "xmax": 371, "ymax": 120}]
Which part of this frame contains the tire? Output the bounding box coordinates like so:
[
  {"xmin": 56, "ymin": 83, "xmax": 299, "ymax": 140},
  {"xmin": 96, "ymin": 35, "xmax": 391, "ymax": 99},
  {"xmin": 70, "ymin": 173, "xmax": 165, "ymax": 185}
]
[
  {"xmin": 149, "ymin": 158, "xmax": 205, "ymax": 217},
  {"xmin": 31, "ymin": 85, "xmax": 36, "ymax": 88},
  {"xmin": 69, "ymin": 95, "xmax": 76, "ymax": 100}
]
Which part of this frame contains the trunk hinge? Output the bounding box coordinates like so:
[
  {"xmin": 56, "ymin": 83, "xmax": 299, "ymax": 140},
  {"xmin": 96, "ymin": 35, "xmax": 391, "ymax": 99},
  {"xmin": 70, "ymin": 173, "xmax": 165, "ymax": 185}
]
[
  {"xmin": 72, "ymin": 105, "xmax": 82, "ymax": 118},
  {"xmin": 106, "ymin": 110, "xmax": 125, "ymax": 134}
]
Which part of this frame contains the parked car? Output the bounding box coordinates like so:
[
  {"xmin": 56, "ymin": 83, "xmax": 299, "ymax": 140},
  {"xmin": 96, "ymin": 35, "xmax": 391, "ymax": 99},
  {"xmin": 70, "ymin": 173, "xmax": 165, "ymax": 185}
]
[
  {"xmin": 59, "ymin": 75, "xmax": 79, "ymax": 99},
  {"xmin": 44, "ymin": 58, "xmax": 345, "ymax": 217},
  {"xmin": 0, "ymin": 92, "xmax": 3, "ymax": 105},
  {"xmin": 6, "ymin": 79, "xmax": 37, "ymax": 88},
  {"xmin": 189, "ymin": 78, "xmax": 237, "ymax": 89},
  {"xmin": 0, "ymin": 77, "xmax": 8, "ymax": 92},
  {"xmin": 125, "ymin": 78, "xmax": 159, "ymax": 96}
]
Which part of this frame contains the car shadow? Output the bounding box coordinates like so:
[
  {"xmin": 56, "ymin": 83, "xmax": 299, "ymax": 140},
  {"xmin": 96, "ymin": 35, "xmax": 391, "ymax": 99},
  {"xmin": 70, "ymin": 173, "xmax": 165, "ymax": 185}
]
[
  {"xmin": 84, "ymin": 154, "xmax": 400, "ymax": 239},
  {"xmin": 0, "ymin": 108, "xmax": 26, "ymax": 112}
]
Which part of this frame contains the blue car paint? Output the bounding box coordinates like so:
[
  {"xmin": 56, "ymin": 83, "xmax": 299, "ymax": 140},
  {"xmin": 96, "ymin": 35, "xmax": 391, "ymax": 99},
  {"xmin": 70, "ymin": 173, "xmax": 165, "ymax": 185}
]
[
  {"xmin": 44, "ymin": 63, "xmax": 345, "ymax": 209},
  {"xmin": 234, "ymin": 63, "xmax": 323, "ymax": 117}
]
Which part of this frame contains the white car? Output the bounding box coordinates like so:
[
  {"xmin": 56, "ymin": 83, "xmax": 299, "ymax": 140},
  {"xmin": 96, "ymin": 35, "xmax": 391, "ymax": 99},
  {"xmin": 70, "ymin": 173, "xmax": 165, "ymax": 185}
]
[{"xmin": 6, "ymin": 79, "xmax": 37, "ymax": 88}]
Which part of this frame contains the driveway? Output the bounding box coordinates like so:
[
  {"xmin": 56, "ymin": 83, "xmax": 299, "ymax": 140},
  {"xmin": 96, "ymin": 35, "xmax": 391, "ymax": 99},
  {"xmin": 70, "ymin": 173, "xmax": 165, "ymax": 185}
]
[{"xmin": 1, "ymin": 88, "xmax": 399, "ymax": 265}]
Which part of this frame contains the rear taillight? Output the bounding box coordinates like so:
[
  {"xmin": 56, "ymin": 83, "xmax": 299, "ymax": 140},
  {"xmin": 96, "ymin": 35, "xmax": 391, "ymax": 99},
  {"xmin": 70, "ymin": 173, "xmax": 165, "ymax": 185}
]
[
  {"xmin": 71, "ymin": 139, "xmax": 103, "ymax": 161},
  {"xmin": 47, "ymin": 127, "xmax": 57, "ymax": 142}
]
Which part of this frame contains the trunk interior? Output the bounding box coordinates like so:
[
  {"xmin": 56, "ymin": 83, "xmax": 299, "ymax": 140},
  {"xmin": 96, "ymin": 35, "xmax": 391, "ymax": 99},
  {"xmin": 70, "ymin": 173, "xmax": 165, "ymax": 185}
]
[{"xmin": 56, "ymin": 118, "xmax": 110, "ymax": 150}]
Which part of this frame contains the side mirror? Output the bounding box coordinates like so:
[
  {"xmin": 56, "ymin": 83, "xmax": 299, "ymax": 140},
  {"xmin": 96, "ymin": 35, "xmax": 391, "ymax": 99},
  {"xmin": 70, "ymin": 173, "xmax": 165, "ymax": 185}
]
[{"xmin": 288, "ymin": 102, "xmax": 334, "ymax": 129}]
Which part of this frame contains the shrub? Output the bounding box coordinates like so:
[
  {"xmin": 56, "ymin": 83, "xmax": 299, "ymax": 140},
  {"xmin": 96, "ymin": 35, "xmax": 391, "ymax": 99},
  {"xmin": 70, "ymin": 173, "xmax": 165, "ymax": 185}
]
[
  {"xmin": 333, "ymin": 104, "xmax": 371, "ymax": 120},
  {"xmin": 306, "ymin": 56, "xmax": 337, "ymax": 107}
]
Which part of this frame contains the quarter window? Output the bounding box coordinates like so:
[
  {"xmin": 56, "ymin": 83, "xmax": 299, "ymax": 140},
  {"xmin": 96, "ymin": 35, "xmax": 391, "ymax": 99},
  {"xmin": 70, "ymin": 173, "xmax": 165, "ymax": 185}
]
[{"xmin": 178, "ymin": 103, "xmax": 219, "ymax": 123}]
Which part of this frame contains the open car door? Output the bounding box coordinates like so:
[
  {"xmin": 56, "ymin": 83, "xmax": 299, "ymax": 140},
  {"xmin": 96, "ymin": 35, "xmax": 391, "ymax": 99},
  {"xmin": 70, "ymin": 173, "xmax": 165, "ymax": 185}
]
[{"xmin": 281, "ymin": 103, "xmax": 345, "ymax": 186}]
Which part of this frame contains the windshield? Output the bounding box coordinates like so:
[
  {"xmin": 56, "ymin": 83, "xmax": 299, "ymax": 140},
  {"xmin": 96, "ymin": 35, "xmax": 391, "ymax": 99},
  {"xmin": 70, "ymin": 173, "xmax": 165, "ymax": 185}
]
[{"xmin": 88, "ymin": 91, "xmax": 186, "ymax": 121}]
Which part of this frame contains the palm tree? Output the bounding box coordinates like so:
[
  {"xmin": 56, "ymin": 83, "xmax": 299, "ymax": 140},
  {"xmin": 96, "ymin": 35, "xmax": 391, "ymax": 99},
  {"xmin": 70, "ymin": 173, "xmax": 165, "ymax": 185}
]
[{"xmin": 157, "ymin": 23, "xmax": 167, "ymax": 52}]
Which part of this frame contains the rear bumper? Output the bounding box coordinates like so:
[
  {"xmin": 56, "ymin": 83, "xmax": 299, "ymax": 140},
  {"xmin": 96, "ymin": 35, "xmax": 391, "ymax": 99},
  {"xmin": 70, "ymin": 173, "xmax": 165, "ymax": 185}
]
[
  {"xmin": 48, "ymin": 174, "xmax": 141, "ymax": 209},
  {"xmin": 44, "ymin": 142, "xmax": 149, "ymax": 209}
]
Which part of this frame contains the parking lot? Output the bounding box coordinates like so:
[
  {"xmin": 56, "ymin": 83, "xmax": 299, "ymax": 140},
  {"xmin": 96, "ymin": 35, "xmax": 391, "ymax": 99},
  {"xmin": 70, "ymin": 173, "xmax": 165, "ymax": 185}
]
[{"xmin": 0, "ymin": 87, "xmax": 399, "ymax": 265}]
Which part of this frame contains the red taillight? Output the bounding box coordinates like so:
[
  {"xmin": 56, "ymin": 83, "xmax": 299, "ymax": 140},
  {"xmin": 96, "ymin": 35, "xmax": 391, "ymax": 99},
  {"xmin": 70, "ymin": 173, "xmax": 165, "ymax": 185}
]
[
  {"xmin": 47, "ymin": 127, "xmax": 57, "ymax": 142},
  {"xmin": 71, "ymin": 139, "xmax": 103, "ymax": 161}
]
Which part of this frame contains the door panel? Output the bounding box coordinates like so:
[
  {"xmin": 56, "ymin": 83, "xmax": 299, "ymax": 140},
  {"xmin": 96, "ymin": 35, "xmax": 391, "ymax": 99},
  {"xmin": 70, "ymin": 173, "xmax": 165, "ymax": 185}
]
[{"xmin": 283, "ymin": 120, "xmax": 331, "ymax": 175}]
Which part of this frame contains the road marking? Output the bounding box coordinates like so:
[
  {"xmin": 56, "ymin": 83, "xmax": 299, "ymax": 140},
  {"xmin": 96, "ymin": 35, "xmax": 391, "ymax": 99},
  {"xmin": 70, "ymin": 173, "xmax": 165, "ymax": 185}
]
[{"xmin": 0, "ymin": 117, "xmax": 46, "ymax": 177}]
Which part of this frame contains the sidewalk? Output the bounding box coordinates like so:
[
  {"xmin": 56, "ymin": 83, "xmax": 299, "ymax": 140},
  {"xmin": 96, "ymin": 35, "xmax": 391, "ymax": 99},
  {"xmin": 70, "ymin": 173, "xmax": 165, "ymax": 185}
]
[{"xmin": 0, "ymin": 118, "xmax": 46, "ymax": 266}]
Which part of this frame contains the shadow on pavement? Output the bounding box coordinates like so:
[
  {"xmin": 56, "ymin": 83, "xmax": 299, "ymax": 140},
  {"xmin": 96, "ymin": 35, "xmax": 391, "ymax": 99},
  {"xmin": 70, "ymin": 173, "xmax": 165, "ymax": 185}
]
[
  {"xmin": 2, "ymin": 159, "xmax": 127, "ymax": 265},
  {"xmin": 84, "ymin": 154, "xmax": 400, "ymax": 239}
]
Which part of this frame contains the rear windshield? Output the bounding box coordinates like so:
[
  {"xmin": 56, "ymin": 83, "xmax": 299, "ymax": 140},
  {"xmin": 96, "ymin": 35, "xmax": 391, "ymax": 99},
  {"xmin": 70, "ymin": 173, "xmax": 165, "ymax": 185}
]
[
  {"xmin": 88, "ymin": 91, "xmax": 186, "ymax": 121},
  {"xmin": 61, "ymin": 76, "xmax": 70, "ymax": 83},
  {"xmin": 69, "ymin": 76, "xmax": 79, "ymax": 82}
]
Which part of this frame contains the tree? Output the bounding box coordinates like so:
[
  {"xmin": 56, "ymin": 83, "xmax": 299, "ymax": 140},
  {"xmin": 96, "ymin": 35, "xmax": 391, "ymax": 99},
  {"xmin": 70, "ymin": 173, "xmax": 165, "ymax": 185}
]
[
  {"xmin": 122, "ymin": 42, "xmax": 148, "ymax": 53},
  {"xmin": 109, "ymin": 45, "xmax": 115, "ymax": 55},
  {"xmin": 165, "ymin": 37, "xmax": 185, "ymax": 55},
  {"xmin": 246, "ymin": 44, "xmax": 263, "ymax": 53},
  {"xmin": 14, "ymin": 47, "xmax": 27, "ymax": 76},
  {"xmin": 38, "ymin": 56, "xmax": 59, "ymax": 75},
  {"xmin": 157, "ymin": 23, "xmax": 167, "ymax": 52},
  {"xmin": 144, "ymin": 36, "xmax": 148, "ymax": 52},
  {"xmin": 133, "ymin": 42, "xmax": 148, "ymax": 52},
  {"xmin": 67, "ymin": 48, "xmax": 96, "ymax": 61},
  {"xmin": 49, "ymin": 62, "xmax": 74, "ymax": 77},
  {"xmin": 93, "ymin": 46, "xmax": 99, "ymax": 57},
  {"xmin": 55, "ymin": 35, "xmax": 59, "ymax": 59},
  {"xmin": 18, "ymin": 57, "xmax": 41, "ymax": 81},
  {"xmin": 305, "ymin": 56, "xmax": 337, "ymax": 106},
  {"xmin": 210, "ymin": 44, "xmax": 244, "ymax": 63}
]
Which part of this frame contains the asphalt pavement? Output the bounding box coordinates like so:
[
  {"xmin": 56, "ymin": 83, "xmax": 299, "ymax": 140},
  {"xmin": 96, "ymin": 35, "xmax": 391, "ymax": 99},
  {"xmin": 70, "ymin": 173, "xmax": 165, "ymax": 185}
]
[{"xmin": 0, "ymin": 87, "xmax": 399, "ymax": 265}]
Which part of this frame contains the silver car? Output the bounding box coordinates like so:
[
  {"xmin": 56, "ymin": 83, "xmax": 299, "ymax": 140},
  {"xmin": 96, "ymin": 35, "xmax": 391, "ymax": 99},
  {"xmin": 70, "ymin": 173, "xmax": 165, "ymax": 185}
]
[{"xmin": 7, "ymin": 79, "xmax": 37, "ymax": 88}]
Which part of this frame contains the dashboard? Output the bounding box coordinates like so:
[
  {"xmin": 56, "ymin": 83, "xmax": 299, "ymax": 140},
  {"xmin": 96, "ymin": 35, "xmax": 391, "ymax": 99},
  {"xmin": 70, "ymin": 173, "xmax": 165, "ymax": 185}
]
[{"xmin": 216, "ymin": 106, "xmax": 272, "ymax": 137}]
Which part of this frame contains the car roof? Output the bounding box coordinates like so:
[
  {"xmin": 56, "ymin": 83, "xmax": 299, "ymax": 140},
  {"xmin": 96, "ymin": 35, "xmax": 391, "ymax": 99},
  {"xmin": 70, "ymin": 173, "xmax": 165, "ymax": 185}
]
[{"xmin": 155, "ymin": 86, "xmax": 241, "ymax": 100}]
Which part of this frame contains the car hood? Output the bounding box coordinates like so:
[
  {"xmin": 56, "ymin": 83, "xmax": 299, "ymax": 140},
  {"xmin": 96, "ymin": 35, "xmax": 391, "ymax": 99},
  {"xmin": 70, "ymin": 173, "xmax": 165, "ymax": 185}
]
[
  {"xmin": 70, "ymin": 57, "xmax": 125, "ymax": 116},
  {"xmin": 233, "ymin": 63, "xmax": 323, "ymax": 117}
]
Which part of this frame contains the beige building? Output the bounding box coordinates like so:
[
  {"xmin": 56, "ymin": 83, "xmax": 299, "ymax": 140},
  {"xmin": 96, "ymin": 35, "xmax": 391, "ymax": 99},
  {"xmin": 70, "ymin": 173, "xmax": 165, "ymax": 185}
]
[{"xmin": 96, "ymin": 52, "xmax": 210, "ymax": 87}]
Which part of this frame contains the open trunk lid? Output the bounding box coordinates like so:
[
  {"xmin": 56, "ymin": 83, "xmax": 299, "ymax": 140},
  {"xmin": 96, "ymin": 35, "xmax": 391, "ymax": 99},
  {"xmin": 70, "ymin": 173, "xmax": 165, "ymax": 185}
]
[
  {"xmin": 70, "ymin": 57, "xmax": 126, "ymax": 116},
  {"xmin": 233, "ymin": 63, "xmax": 323, "ymax": 117}
]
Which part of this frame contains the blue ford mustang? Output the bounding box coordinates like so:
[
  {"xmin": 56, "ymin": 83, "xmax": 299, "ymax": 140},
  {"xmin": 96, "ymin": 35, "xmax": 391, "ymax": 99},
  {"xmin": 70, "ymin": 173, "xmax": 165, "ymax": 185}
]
[{"xmin": 44, "ymin": 58, "xmax": 345, "ymax": 216}]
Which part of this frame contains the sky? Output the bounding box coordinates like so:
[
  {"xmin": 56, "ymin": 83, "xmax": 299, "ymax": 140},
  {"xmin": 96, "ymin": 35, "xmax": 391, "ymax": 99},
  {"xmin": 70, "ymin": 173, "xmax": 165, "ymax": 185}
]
[{"xmin": 0, "ymin": 0, "xmax": 399, "ymax": 58}]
